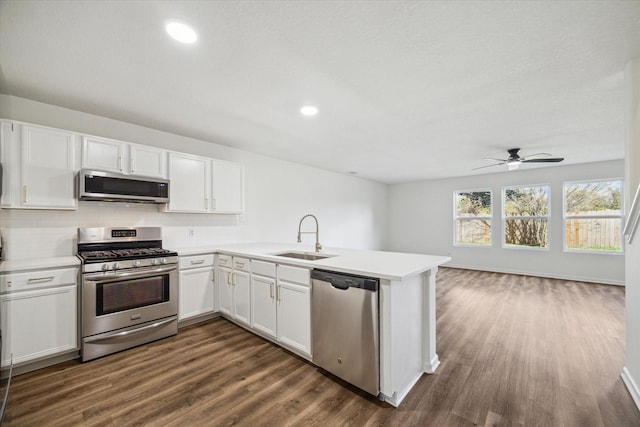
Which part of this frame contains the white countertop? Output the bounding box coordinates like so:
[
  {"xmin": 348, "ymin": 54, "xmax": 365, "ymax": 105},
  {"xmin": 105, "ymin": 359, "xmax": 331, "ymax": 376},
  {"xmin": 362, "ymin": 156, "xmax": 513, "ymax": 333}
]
[
  {"xmin": 0, "ymin": 256, "xmax": 81, "ymax": 273},
  {"xmin": 172, "ymin": 243, "xmax": 451, "ymax": 281},
  {"xmin": 0, "ymin": 244, "xmax": 450, "ymax": 280}
]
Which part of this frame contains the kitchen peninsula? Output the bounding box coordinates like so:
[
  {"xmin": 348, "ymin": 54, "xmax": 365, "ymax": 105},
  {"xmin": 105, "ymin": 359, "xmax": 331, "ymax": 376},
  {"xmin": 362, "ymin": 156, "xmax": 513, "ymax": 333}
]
[{"xmin": 178, "ymin": 243, "xmax": 451, "ymax": 407}]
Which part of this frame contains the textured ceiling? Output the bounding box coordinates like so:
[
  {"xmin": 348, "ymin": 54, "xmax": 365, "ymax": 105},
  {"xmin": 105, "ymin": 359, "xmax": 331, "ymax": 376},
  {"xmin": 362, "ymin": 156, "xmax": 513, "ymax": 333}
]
[{"xmin": 1, "ymin": 0, "xmax": 639, "ymax": 183}]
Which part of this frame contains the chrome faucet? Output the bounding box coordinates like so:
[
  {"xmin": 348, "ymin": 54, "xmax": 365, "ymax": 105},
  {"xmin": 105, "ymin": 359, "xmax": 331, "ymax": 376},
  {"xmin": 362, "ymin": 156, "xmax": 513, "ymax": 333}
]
[{"xmin": 297, "ymin": 214, "xmax": 322, "ymax": 252}]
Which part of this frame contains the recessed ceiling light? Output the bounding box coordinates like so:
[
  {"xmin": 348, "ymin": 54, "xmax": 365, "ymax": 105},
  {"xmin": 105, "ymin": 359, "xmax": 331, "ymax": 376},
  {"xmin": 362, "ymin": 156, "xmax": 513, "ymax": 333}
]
[
  {"xmin": 300, "ymin": 105, "xmax": 319, "ymax": 116},
  {"xmin": 165, "ymin": 20, "xmax": 198, "ymax": 44}
]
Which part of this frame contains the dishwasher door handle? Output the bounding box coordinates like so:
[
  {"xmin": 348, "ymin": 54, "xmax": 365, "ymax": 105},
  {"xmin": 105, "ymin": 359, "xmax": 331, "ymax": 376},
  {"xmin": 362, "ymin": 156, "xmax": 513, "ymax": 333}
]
[{"xmin": 330, "ymin": 280, "xmax": 350, "ymax": 290}]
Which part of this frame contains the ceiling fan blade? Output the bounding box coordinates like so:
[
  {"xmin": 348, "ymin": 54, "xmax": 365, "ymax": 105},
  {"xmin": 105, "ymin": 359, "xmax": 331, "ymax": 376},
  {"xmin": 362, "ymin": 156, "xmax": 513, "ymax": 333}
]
[
  {"xmin": 522, "ymin": 158, "xmax": 564, "ymax": 163},
  {"xmin": 521, "ymin": 152, "xmax": 551, "ymax": 160},
  {"xmin": 472, "ymin": 162, "xmax": 505, "ymax": 170},
  {"xmin": 482, "ymin": 157, "xmax": 508, "ymax": 162}
]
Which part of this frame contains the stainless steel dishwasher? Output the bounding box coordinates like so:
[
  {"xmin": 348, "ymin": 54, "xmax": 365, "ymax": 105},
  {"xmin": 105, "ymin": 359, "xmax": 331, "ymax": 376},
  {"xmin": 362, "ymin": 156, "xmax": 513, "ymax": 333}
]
[{"xmin": 311, "ymin": 269, "xmax": 379, "ymax": 396}]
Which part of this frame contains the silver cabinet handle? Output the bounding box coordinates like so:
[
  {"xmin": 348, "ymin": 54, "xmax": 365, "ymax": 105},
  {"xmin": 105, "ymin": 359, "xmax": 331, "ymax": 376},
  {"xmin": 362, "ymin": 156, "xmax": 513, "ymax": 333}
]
[
  {"xmin": 130, "ymin": 158, "xmax": 135, "ymax": 173},
  {"xmin": 212, "ymin": 198, "xmax": 216, "ymax": 210},
  {"xmin": 235, "ymin": 262, "xmax": 245, "ymax": 268},
  {"xmin": 118, "ymin": 156, "xmax": 123, "ymax": 171},
  {"xmin": 190, "ymin": 259, "xmax": 205, "ymax": 265},
  {"xmin": 232, "ymin": 272, "xmax": 236, "ymax": 286},
  {"xmin": 27, "ymin": 276, "xmax": 55, "ymax": 283},
  {"xmin": 269, "ymin": 282, "xmax": 274, "ymax": 299},
  {"xmin": 205, "ymin": 197, "xmax": 208, "ymax": 210},
  {"xmin": 22, "ymin": 185, "xmax": 28, "ymax": 203},
  {"xmin": 226, "ymin": 271, "xmax": 231, "ymax": 286},
  {"xmin": 276, "ymin": 284, "xmax": 281, "ymax": 302}
]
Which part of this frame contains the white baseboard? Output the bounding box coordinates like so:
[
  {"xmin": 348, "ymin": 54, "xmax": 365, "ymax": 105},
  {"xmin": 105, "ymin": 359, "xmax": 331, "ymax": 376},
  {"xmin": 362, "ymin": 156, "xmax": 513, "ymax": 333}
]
[
  {"xmin": 423, "ymin": 354, "xmax": 440, "ymax": 374},
  {"xmin": 622, "ymin": 367, "xmax": 640, "ymax": 411},
  {"xmin": 443, "ymin": 263, "xmax": 625, "ymax": 286}
]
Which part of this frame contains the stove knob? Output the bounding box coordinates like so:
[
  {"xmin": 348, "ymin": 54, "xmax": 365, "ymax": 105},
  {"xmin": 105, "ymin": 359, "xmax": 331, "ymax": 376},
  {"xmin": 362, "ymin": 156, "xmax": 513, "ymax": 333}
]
[
  {"xmin": 132, "ymin": 260, "xmax": 141, "ymax": 268},
  {"xmin": 101, "ymin": 263, "xmax": 109, "ymax": 272},
  {"xmin": 160, "ymin": 258, "xmax": 167, "ymax": 265},
  {"xmin": 151, "ymin": 259, "xmax": 159, "ymax": 266},
  {"xmin": 112, "ymin": 262, "xmax": 121, "ymax": 270}
]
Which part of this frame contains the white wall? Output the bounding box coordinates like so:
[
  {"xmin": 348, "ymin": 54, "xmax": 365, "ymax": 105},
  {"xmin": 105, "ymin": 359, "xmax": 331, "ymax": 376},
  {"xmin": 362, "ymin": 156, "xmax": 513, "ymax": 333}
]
[
  {"xmin": 388, "ymin": 160, "xmax": 625, "ymax": 285},
  {"xmin": 0, "ymin": 95, "xmax": 388, "ymax": 259},
  {"xmin": 623, "ymin": 58, "xmax": 640, "ymax": 409}
]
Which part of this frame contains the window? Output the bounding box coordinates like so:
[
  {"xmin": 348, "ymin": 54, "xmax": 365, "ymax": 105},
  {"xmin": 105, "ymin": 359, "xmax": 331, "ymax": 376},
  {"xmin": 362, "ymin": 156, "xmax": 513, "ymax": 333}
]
[
  {"xmin": 454, "ymin": 190, "xmax": 492, "ymax": 245},
  {"xmin": 564, "ymin": 179, "xmax": 623, "ymax": 253},
  {"xmin": 503, "ymin": 185, "xmax": 550, "ymax": 249}
]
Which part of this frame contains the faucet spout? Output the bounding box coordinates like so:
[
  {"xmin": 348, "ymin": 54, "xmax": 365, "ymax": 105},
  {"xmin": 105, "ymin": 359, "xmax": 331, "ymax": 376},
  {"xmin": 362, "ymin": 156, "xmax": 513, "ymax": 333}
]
[{"xmin": 297, "ymin": 214, "xmax": 322, "ymax": 252}]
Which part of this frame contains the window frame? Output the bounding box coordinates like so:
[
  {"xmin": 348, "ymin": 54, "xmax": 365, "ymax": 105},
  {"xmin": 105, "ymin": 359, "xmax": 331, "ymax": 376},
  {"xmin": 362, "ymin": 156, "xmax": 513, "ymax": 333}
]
[
  {"xmin": 562, "ymin": 178, "xmax": 624, "ymax": 255},
  {"xmin": 502, "ymin": 183, "xmax": 551, "ymax": 251},
  {"xmin": 453, "ymin": 188, "xmax": 493, "ymax": 247}
]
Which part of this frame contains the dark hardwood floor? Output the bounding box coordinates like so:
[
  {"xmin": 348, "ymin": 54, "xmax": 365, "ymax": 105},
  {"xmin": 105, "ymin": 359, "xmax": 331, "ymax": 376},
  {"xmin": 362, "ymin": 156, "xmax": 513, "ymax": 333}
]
[{"xmin": 3, "ymin": 267, "xmax": 639, "ymax": 426}]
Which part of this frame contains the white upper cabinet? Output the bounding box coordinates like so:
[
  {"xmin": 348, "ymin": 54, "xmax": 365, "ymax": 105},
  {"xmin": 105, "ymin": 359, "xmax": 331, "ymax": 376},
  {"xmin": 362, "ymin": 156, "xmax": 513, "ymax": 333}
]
[
  {"xmin": 82, "ymin": 136, "xmax": 166, "ymax": 178},
  {"xmin": 211, "ymin": 159, "xmax": 244, "ymax": 213},
  {"xmin": 1, "ymin": 121, "xmax": 79, "ymax": 210},
  {"xmin": 166, "ymin": 152, "xmax": 211, "ymax": 213},
  {"xmin": 165, "ymin": 152, "xmax": 244, "ymax": 214},
  {"xmin": 129, "ymin": 144, "xmax": 166, "ymax": 178}
]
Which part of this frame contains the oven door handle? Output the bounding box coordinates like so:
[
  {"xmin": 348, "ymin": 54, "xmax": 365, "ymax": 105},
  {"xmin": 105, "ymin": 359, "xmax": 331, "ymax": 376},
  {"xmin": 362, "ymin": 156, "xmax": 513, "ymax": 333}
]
[
  {"xmin": 83, "ymin": 317, "xmax": 176, "ymax": 344},
  {"xmin": 83, "ymin": 265, "xmax": 177, "ymax": 281}
]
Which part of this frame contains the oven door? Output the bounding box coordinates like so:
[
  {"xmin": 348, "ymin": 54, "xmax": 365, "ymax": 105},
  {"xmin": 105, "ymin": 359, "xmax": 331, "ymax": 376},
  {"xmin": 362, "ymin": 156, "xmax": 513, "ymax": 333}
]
[{"xmin": 82, "ymin": 265, "xmax": 178, "ymax": 338}]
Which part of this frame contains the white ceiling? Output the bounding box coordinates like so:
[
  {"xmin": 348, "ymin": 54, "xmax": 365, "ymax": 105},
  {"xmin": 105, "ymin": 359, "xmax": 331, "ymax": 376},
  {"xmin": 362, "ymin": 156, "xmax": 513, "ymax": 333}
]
[{"xmin": 1, "ymin": 1, "xmax": 639, "ymax": 184}]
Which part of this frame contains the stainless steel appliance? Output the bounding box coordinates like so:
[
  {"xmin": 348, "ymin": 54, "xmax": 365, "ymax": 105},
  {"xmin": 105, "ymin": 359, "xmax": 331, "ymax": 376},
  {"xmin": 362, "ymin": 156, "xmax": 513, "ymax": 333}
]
[
  {"xmin": 311, "ymin": 269, "xmax": 380, "ymax": 396},
  {"xmin": 78, "ymin": 169, "xmax": 169, "ymax": 203},
  {"xmin": 78, "ymin": 227, "xmax": 178, "ymax": 362}
]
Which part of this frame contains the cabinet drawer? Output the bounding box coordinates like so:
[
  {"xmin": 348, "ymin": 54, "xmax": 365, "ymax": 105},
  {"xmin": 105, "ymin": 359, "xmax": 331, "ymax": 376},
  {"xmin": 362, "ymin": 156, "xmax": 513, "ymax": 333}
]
[
  {"xmin": 251, "ymin": 260, "xmax": 276, "ymax": 278},
  {"xmin": 218, "ymin": 254, "xmax": 232, "ymax": 267},
  {"xmin": 179, "ymin": 254, "xmax": 214, "ymax": 270},
  {"xmin": 278, "ymin": 265, "xmax": 310, "ymax": 286},
  {"xmin": 0, "ymin": 267, "xmax": 78, "ymax": 293},
  {"xmin": 233, "ymin": 257, "xmax": 250, "ymax": 272}
]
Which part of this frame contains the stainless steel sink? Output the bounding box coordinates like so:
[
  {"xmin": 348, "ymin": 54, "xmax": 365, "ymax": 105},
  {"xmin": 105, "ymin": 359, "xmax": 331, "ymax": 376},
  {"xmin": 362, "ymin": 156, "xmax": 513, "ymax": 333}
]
[{"xmin": 273, "ymin": 251, "xmax": 336, "ymax": 261}]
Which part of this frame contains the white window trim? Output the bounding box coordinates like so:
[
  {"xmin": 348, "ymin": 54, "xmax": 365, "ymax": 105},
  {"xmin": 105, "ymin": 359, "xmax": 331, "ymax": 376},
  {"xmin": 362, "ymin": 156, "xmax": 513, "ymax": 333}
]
[
  {"xmin": 562, "ymin": 178, "xmax": 624, "ymax": 255},
  {"xmin": 502, "ymin": 184, "xmax": 551, "ymax": 251},
  {"xmin": 453, "ymin": 188, "xmax": 492, "ymax": 247}
]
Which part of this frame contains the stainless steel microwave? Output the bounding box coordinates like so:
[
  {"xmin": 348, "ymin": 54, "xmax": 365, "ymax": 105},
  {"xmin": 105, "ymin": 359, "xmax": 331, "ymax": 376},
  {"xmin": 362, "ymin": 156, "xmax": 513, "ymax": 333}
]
[{"xmin": 78, "ymin": 170, "xmax": 169, "ymax": 204}]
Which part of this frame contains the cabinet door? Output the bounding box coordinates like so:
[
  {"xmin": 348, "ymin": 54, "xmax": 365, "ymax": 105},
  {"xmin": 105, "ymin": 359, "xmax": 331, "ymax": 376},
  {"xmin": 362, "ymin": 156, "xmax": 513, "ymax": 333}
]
[
  {"xmin": 277, "ymin": 280, "xmax": 311, "ymax": 357},
  {"xmin": 211, "ymin": 159, "xmax": 244, "ymax": 213},
  {"xmin": 1, "ymin": 285, "xmax": 78, "ymax": 366},
  {"xmin": 130, "ymin": 144, "xmax": 166, "ymax": 178},
  {"xmin": 21, "ymin": 125, "xmax": 79, "ymax": 209},
  {"xmin": 233, "ymin": 270, "xmax": 251, "ymax": 326},
  {"xmin": 251, "ymin": 274, "xmax": 276, "ymax": 338},
  {"xmin": 82, "ymin": 136, "xmax": 126, "ymax": 173},
  {"xmin": 179, "ymin": 267, "xmax": 214, "ymax": 321},
  {"xmin": 167, "ymin": 152, "xmax": 210, "ymax": 212},
  {"xmin": 218, "ymin": 266, "xmax": 233, "ymax": 317}
]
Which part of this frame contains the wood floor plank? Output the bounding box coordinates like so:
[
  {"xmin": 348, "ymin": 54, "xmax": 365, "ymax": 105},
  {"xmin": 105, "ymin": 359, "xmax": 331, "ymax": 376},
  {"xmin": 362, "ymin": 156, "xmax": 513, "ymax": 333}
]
[{"xmin": 2, "ymin": 267, "xmax": 639, "ymax": 426}]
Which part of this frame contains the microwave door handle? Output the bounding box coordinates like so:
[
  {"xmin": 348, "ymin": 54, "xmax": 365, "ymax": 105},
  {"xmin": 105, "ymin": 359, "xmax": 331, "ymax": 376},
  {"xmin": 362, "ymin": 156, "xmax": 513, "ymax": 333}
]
[{"xmin": 83, "ymin": 265, "xmax": 177, "ymax": 281}]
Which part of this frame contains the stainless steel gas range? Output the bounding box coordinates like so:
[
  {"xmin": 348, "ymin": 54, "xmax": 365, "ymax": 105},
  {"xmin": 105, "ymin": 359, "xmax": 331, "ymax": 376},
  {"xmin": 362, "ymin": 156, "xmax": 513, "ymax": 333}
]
[{"xmin": 77, "ymin": 227, "xmax": 178, "ymax": 362}]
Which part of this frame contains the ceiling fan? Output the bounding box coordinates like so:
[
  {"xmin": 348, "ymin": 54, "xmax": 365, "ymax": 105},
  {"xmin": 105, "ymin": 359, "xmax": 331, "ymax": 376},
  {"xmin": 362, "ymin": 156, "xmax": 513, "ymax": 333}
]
[{"xmin": 474, "ymin": 148, "xmax": 564, "ymax": 171}]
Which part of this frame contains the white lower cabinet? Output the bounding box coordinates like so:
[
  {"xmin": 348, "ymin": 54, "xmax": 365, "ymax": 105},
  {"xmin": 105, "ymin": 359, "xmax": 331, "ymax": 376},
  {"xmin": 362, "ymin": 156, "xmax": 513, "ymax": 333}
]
[
  {"xmin": 217, "ymin": 255, "xmax": 311, "ymax": 358},
  {"xmin": 250, "ymin": 261, "xmax": 311, "ymax": 358},
  {"xmin": 250, "ymin": 261, "xmax": 277, "ymax": 339},
  {"xmin": 276, "ymin": 265, "xmax": 311, "ymax": 357},
  {"xmin": 217, "ymin": 255, "xmax": 250, "ymax": 326},
  {"xmin": 178, "ymin": 254, "xmax": 215, "ymax": 322},
  {"xmin": 0, "ymin": 267, "xmax": 78, "ymax": 367}
]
